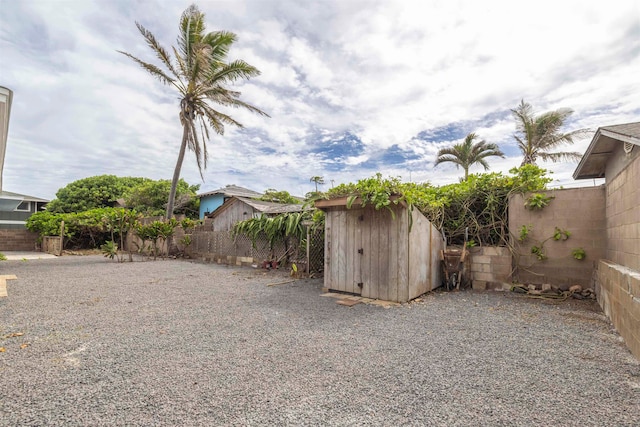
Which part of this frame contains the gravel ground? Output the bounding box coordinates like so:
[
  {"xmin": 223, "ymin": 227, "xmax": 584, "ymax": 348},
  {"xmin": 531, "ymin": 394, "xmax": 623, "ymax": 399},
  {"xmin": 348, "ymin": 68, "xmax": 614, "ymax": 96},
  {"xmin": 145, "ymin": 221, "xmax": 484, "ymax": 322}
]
[{"xmin": 0, "ymin": 255, "xmax": 638, "ymax": 426}]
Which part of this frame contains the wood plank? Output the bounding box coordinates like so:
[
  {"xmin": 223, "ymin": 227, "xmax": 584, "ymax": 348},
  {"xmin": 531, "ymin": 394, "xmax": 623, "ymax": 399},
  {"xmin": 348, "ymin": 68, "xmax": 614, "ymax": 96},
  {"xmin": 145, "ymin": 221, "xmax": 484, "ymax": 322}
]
[
  {"xmin": 377, "ymin": 209, "xmax": 390, "ymax": 301},
  {"xmin": 431, "ymin": 223, "xmax": 445, "ymax": 290},
  {"xmin": 369, "ymin": 209, "xmax": 380, "ymax": 299},
  {"xmin": 397, "ymin": 207, "xmax": 410, "ymax": 302},
  {"xmin": 387, "ymin": 207, "xmax": 399, "ymax": 302},
  {"xmin": 408, "ymin": 209, "xmax": 431, "ymax": 299},
  {"xmin": 336, "ymin": 299, "xmax": 361, "ymax": 307},
  {"xmin": 324, "ymin": 211, "xmax": 333, "ymax": 290},
  {"xmin": 361, "ymin": 208, "xmax": 372, "ymax": 298},
  {"xmin": 345, "ymin": 210, "xmax": 355, "ymax": 294},
  {"xmin": 336, "ymin": 210, "xmax": 347, "ymax": 292},
  {"xmin": 353, "ymin": 209, "xmax": 363, "ymax": 295}
]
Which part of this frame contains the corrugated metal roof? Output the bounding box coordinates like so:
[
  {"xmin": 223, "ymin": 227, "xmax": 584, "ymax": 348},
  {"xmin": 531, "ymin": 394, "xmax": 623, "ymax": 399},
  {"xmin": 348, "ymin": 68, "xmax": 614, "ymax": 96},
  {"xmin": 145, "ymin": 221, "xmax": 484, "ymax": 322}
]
[
  {"xmin": 574, "ymin": 122, "xmax": 640, "ymax": 180},
  {"xmin": 197, "ymin": 184, "xmax": 262, "ymax": 199},
  {"xmin": 235, "ymin": 197, "xmax": 305, "ymax": 214}
]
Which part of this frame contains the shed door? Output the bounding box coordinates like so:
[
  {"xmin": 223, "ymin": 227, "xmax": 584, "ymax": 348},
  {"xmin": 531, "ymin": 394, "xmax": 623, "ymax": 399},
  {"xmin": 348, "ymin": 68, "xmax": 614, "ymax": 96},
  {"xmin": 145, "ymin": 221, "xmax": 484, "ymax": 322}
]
[
  {"xmin": 327, "ymin": 207, "xmax": 393, "ymax": 298},
  {"xmin": 327, "ymin": 208, "xmax": 364, "ymax": 295},
  {"xmin": 359, "ymin": 208, "xmax": 393, "ymax": 300},
  {"xmin": 348, "ymin": 207, "xmax": 392, "ymax": 299},
  {"xmin": 343, "ymin": 208, "xmax": 364, "ymax": 295}
]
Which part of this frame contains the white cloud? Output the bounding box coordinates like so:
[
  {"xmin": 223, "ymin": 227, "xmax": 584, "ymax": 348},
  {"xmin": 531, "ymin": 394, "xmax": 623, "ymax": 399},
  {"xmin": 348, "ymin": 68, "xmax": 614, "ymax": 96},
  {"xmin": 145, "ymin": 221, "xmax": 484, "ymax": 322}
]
[{"xmin": 1, "ymin": 0, "xmax": 638, "ymax": 200}]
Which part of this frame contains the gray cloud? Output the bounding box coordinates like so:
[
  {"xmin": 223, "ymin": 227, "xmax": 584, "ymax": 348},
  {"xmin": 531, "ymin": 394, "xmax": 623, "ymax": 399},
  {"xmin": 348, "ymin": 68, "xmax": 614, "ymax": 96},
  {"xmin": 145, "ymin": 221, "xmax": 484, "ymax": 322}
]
[{"xmin": 1, "ymin": 0, "xmax": 638, "ymax": 200}]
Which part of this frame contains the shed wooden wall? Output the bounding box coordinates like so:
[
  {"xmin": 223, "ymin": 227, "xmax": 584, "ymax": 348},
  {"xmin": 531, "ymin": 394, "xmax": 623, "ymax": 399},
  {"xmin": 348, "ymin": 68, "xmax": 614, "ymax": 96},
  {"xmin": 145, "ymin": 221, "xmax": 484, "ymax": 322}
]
[
  {"xmin": 324, "ymin": 205, "xmax": 443, "ymax": 303},
  {"xmin": 211, "ymin": 201, "xmax": 256, "ymax": 231}
]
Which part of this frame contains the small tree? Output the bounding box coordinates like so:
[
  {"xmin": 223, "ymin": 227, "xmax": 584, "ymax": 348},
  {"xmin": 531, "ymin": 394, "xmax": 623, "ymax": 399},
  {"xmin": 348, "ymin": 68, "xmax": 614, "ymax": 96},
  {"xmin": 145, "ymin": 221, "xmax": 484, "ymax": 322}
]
[
  {"xmin": 435, "ymin": 133, "xmax": 505, "ymax": 180},
  {"xmin": 101, "ymin": 209, "xmax": 141, "ymax": 262},
  {"xmin": 310, "ymin": 176, "xmax": 325, "ymax": 193},
  {"xmin": 119, "ymin": 4, "xmax": 268, "ymax": 219},
  {"xmin": 511, "ymin": 99, "xmax": 590, "ymax": 165},
  {"xmin": 259, "ymin": 189, "xmax": 300, "ymax": 204}
]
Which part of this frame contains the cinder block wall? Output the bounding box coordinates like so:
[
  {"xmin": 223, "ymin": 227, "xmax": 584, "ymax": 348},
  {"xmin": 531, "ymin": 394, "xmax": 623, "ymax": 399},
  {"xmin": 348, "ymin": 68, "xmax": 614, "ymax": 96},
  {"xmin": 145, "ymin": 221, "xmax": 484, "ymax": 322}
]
[
  {"xmin": 469, "ymin": 246, "xmax": 512, "ymax": 290},
  {"xmin": 606, "ymin": 152, "xmax": 640, "ymax": 271},
  {"xmin": 509, "ymin": 187, "xmax": 606, "ymax": 289},
  {"xmin": 0, "ymin": 229, "xmax": 38, "ymax": 251},
  {"xmin": 596, "ymin": 261, "xmax": 640, "ymax": 360}
]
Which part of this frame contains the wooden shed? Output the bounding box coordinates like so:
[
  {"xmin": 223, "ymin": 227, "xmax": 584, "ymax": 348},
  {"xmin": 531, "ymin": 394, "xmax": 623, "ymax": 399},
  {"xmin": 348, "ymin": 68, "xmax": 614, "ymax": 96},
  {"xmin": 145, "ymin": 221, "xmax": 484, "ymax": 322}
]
[
  {"xmin": 316, "ymin": 197, "xmax": 444, "ymax": 303},
  {"xmin": 207, "ymin": 196, "xmax": 305, "ymax": 231}
]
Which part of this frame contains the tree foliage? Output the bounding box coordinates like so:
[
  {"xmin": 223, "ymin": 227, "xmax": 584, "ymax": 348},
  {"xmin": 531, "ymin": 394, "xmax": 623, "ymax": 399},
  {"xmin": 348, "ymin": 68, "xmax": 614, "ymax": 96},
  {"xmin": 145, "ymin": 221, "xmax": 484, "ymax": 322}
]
[
  {"xmin": 512, "ymin": 99, "xmax": 590, "ymax": 165},
  {"xmin": 26, "ymin": 207, "xmax": 133, "ymax": 249},
  {"xmin": 120, "ymin": 4, "xmax": 268, "ymax": 218},
  {"xmin": 434, "ymin": 132, "xmax": 505, "ymax": 180},
  {"xmin": 125, "ymin": 179, "xmax": 199, "ymax": 218},
  {"xmin": 309, "ymin": 176, "xmax": 325, "ymax": 193},
  {"xmin": 46, "ymin": 175, "xmax": 200, "ymax": 219},
  {"xmin": 46, "ymin": 175, "xmax": 149, "ymax": 213},
  {"xmin": 259, "ymin": 189, "xmax": 301, "ymax": 204},
  {"xmin": 324, "ymin": 165, "xmax": 551, "ymax": 246}
]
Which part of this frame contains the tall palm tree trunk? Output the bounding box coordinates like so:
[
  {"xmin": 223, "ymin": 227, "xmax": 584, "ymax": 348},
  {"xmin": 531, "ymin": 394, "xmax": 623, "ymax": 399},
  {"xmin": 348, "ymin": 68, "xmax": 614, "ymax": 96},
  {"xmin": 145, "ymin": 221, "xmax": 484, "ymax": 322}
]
[{"xmin": 166, "ymin": 124, "xmax": 189, "ymax": 219}]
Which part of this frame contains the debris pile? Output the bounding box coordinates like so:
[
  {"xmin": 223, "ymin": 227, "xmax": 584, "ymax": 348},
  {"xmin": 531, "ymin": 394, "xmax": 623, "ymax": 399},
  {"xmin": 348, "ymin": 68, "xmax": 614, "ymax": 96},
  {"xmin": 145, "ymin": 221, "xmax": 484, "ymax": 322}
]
[{"xmin": 510, "ymin": 283, "xmax": 595, "ymax": 300}]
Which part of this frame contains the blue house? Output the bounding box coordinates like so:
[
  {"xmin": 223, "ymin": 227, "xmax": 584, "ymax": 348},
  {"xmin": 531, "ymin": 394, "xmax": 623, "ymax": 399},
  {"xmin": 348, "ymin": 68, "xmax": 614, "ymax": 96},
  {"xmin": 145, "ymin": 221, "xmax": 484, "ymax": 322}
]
[{"xmin": 197, "ymin": 185, "xmax": 262, "ymax": 219}]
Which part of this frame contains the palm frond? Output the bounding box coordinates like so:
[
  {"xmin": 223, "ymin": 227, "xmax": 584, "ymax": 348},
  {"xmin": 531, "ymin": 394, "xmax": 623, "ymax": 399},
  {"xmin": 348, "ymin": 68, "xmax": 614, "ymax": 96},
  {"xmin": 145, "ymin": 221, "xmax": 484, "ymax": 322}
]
[
  {"xmin": 202, "ymin": 31, "xmax": 237, "ymax": 63},
  {"xmin": 512, "ymin": 100, "xmax": 588, "ymax": 165},
  {"xmin": 537, "ymin": 151, "xmax": 582, "ymax": 163},
  {"xmin": 117, "ymin": 51, "xmax": 175, "ymax": 85},
  {"xmin": 209, "ymin": 60, "xmax": 262, "ymax": 83},
  {"xmin": 172, "ymin": 46, "xmax": 188, "ymax": 81},
  {"xmin": 135, "ymin": 22, "xmax": 179, "ymax": 79}
]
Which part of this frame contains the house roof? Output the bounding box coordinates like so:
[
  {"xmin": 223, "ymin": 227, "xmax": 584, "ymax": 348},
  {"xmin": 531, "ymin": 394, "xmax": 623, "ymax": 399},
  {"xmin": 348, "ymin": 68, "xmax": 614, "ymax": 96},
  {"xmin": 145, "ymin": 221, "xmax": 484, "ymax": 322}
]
[
  {"xmin": 573, "ymin": 122, "xmax": 640, "ymax": 180},
  {"xmin": 0, "ymin": 190, "xmax": 49, "ymax": 212},
  {"xmin": 208, "ymin": 196, "xmax": 305, "ymax": 219},
  {"xmin": 197, "ymin": 184, "xmax": 262, "ymax": 199},
  {"xmin": 0, "ymin": 190, "xmax": 49, "ymax": 202}
]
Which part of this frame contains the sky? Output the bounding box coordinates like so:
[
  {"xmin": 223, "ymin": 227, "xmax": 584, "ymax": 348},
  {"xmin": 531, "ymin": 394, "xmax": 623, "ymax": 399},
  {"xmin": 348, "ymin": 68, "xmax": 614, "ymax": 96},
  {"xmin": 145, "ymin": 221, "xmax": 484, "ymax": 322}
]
[{"xmin": 1, "ymin": 0, "xmax": 639, "ymax": 200}]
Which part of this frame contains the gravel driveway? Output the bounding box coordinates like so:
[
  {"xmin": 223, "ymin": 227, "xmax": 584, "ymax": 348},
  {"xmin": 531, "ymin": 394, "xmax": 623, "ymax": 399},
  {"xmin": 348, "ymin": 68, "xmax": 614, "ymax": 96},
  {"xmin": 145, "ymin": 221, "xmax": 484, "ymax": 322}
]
[{"xmin": 1, "ymin": 256, "xmax": 638, "ymax": 426}]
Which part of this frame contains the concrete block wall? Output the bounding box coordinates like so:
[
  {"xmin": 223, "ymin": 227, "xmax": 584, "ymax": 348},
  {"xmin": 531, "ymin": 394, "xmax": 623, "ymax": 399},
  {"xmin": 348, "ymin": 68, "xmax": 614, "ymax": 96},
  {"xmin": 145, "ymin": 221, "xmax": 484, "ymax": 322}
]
[
  {"xmin": 469, "ymin": 246, "xmax": 512, "ymax": 290},
  {"xmin": 606, "ymin": 153, "xmax": 640, "ymax": 271},
  {"xmin": 0, "ymin": 229, "xmax": 38, "ymax": 251},
  {"xmin": 509, "ymin": 187, "xmax": 606, "ymax": 289},
  {"xmin": 596, "ymin": 261, "xmax": 640, "ymax": 360}
]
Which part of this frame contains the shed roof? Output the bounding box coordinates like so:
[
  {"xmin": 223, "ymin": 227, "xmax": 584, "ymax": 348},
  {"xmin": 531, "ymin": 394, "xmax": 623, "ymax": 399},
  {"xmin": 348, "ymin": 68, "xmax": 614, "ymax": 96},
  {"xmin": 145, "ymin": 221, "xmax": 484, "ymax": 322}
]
[
  {"xmin": 236, "ymin": 197, "xmax": 305, "ymax": 214},
  {"xmin": 197, "ymin": 184, "xmax": 262, "ymax": 199},
  {"xmin": 573, "ymin": 122, "xmax": 640, "ymax": 180},
  {"xmin": 208, "ymin": 196, "xmax": 305, "ymax": 219}
]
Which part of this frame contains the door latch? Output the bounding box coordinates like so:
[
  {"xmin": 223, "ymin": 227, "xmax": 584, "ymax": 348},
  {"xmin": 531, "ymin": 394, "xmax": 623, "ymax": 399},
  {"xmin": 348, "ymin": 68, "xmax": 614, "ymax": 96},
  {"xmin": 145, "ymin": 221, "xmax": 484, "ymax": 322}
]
[{"xmin": 358, "ymin": 248, "xmax": 364, "ymax": 254}]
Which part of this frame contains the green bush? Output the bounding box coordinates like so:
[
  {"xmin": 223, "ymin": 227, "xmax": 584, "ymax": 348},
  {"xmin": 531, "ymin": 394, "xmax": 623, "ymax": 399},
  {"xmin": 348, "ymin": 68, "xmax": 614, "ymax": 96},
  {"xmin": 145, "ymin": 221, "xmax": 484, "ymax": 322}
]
[
  {"xmin": 26, "ymin": 207, "xmax": 137, "ymax": 249},
  {"xmin": 324, "ymin": 165, "xmax": 551, "ymax": 246}
]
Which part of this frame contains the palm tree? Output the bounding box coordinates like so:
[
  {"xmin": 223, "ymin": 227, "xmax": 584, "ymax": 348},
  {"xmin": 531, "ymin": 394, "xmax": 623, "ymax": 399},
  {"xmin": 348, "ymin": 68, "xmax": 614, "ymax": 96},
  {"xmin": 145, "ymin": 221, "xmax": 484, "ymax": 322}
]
[
  {"xmin": 511, "ymin": 100, "xmax": 589, "ymax": 166},
  {"xmin": 310, "ymin": 176, "xmax": 325, "ymax": 193},
  {"xmin": 434, "ymin": 133, "xmax": 505, "ymax": 180},
  {"xmin": 119, "ymin": 4, "xmax": 268, "ymax": 218}
]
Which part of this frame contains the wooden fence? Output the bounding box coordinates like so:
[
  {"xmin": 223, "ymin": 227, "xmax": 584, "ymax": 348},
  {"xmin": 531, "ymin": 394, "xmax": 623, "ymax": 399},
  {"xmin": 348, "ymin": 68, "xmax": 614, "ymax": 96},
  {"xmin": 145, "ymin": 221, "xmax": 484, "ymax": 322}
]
[{"xmin": 187, "ymin": 228, "xmax": 324, "ymax": 272}]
